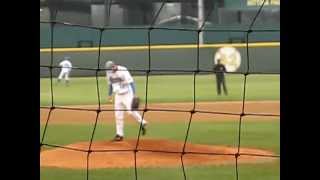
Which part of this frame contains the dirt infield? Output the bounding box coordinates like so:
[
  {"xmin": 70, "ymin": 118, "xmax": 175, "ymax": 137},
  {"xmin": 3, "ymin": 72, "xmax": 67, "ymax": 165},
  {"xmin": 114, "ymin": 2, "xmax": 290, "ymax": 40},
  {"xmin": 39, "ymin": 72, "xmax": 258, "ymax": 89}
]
[
  {"xmin": 40, "ymin": 101, "xmax": 280, "ymax": 124},
  {"xmin": 40, "ymin": 139, "xmax": 276, "ymax": 169}
]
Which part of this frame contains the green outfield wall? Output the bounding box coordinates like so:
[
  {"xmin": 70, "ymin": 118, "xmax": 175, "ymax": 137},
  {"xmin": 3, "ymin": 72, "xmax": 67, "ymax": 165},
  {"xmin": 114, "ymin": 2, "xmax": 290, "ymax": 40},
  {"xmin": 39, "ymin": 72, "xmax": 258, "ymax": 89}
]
[{"xmin": 40, "ymin": 43, "xmax": 279, "ymax": 78}]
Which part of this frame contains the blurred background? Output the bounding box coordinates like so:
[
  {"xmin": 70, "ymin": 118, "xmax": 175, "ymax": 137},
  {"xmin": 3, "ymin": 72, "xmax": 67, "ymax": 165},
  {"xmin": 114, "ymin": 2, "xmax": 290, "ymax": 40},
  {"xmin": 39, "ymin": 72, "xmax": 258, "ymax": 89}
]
[
  {"xmin": 40, "ymin": 0, "xmax": 280, "ymax": 76},
  {"xmin": 40, "ymin": 0, "xmax": 279, "ymax": 28},
  {"xmin": 40, "ymin": 0, "xmax": 280, "ymax": 47}
]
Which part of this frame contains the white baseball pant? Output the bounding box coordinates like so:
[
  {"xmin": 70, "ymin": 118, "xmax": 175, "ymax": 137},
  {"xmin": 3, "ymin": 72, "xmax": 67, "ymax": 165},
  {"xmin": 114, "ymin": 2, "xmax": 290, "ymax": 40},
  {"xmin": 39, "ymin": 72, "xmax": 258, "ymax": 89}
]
[
  {"xmin": 58, "ymin": 69, "xmax": 70, "ymax": 81},
  {"xmin": 114, "ymin": 91, "xmax": 147, "ymax": 137}
]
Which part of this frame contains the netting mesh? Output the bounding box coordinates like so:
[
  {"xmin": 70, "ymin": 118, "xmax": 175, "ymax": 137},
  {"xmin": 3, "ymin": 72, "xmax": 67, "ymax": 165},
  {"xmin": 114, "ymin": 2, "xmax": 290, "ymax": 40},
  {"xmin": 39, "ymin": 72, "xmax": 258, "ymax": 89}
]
[{"xmin": 40, "ymin": 0, "xmax": 280, "ymax": 179}]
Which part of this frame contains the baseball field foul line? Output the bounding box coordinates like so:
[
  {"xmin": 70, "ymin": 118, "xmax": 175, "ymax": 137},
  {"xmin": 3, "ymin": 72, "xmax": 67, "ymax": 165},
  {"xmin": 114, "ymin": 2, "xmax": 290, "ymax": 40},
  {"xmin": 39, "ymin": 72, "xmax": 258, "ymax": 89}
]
[{"xmin": 40, "ymin": 42, "xmax": 280, "ymax": 53}]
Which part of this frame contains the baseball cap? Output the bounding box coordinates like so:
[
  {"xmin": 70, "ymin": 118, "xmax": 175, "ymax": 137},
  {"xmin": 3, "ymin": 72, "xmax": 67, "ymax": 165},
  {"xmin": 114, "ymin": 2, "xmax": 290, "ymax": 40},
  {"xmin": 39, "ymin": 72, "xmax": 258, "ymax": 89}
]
[{"xmin": 105, "ymin": 61, "xmax": 114, "ymax": 69}]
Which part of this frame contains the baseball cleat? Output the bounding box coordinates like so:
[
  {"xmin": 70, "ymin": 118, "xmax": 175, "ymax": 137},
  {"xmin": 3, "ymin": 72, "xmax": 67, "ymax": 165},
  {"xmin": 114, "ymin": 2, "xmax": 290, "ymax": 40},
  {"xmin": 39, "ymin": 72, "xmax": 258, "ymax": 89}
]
[{"xmin": 112, "ymin": 134, "xmax": 123, "ymax": 142}]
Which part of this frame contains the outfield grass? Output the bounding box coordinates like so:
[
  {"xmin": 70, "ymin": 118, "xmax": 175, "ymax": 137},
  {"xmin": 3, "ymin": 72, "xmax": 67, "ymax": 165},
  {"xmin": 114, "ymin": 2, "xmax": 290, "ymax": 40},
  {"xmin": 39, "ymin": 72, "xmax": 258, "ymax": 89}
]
[{"xmin": 40, "ymin": 74, "xmax": 279, "ymax": 106}]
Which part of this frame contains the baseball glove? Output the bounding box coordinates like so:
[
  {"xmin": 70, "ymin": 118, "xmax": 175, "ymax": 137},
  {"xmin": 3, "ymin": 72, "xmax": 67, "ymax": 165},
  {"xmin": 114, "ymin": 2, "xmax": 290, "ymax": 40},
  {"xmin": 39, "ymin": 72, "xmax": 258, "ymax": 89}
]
[{"xmin": 131, "ymin": 96, "xmax": 140, "ymax": 110}]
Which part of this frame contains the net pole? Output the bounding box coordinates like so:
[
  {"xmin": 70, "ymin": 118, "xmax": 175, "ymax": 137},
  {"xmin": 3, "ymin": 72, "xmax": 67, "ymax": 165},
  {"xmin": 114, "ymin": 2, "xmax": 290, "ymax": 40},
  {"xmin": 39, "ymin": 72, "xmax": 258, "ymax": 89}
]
[{"xmin": 198, "ymin": 0, "xmax": 205, "ymax": 44}]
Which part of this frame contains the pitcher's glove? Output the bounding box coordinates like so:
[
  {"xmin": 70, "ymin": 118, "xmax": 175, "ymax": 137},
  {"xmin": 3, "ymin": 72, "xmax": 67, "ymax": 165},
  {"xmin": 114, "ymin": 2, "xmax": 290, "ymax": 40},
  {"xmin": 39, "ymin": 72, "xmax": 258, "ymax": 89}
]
[{"xmin": 131, "ymin": 96, "xmax": 140, "ymax": 110}]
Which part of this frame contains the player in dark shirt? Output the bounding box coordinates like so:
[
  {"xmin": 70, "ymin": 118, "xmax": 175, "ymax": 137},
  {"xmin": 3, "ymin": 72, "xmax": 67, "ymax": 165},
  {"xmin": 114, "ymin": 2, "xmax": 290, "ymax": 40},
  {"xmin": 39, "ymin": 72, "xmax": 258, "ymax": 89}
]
[{"xmin": 213, "ymin": 59, "xmax": 228, "ymax": 96}]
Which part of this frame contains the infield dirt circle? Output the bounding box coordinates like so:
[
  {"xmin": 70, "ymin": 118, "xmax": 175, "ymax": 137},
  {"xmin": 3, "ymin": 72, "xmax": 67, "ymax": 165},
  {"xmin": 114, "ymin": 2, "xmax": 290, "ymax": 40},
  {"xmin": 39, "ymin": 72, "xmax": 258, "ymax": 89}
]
[{"xmin": 40, "ymin": 101, "xmax": 279, "ymax": 169}]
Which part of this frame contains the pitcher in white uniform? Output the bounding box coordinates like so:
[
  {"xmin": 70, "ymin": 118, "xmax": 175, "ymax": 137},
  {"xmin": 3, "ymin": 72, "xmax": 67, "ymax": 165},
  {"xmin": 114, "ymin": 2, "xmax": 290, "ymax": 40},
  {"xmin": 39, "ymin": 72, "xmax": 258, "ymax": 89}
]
[
  {"xmin": 105, "ymin": 61, "xmax": 148, "ymax": 141},
  {"xmin": 57, "ymin": 57, "xmax": 72, "ymax": 86}
]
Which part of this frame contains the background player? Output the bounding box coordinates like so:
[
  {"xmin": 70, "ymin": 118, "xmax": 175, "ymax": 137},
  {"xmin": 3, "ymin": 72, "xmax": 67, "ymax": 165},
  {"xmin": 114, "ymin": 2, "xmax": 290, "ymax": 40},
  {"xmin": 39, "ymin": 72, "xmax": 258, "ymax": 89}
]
[
  {"xmin": 57, "ymin": 57, "xmax": 72, "ymax": 86},
  {"xmin": 213, "ymin": 59, "xmax": 228, "ymax": 95},
  {"xmin": 105, "ymin": 60, "xmax": 148, "ymax": 141}
]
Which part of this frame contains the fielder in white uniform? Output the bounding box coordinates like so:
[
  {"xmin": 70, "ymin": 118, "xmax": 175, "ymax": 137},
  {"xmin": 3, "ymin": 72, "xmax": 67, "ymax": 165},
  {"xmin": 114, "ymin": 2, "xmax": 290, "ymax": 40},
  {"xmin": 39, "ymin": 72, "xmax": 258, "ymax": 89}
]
[
  {"xmin": 57, "ymin": 57, "xmax": 72, "ymax": 86},
  {"xmin": 105, "ymin": 61, "xmax": 148, "ymax": 141}
]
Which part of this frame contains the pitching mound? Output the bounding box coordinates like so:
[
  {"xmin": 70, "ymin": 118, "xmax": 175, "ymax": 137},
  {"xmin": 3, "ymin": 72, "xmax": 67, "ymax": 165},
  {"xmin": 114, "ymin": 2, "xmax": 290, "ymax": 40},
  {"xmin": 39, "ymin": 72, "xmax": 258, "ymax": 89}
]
[
  {"xmin": 40, "ymin": 140, "xmax": 274, "ymax": 169},
  {"xmin": 41, "ymin": 139, "xmax": 276, "ymax": 169}
]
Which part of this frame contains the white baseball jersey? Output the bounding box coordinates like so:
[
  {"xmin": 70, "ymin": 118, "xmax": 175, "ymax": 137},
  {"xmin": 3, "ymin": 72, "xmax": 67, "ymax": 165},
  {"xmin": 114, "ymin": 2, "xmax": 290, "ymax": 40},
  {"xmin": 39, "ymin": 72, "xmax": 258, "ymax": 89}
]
[
  {"xmin": 106, "ymin": 65, "xmax": 147, "ymax": 137},
  {"xmin": 59, "ymin": 60, "xmax": 72, "ymax": 72},
  {"xmin": 106, "ymin": 65, "xmax": 134, "ymax": 95}
]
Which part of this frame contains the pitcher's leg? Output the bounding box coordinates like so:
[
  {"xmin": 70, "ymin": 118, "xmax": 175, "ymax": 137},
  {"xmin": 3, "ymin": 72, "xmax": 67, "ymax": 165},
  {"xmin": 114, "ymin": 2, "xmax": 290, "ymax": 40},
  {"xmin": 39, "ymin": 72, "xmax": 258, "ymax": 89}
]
[
  {"xmin": 113, "ymin": 96, "xmax": 125, "ymax": 140},
  {"xmin": 115, "ymin": 110, "xmax": 124, "ymax": 136},
  {"xmin": 124, "ymin": 93, "xmax": 148, "ymax": 135},
  {"xmin": 130, "ymin": 111, "xmax": 147, "ymax": 125},
  {"xmin": 124, "ymin": 94, "xmax": 147, "ymax": 125}
]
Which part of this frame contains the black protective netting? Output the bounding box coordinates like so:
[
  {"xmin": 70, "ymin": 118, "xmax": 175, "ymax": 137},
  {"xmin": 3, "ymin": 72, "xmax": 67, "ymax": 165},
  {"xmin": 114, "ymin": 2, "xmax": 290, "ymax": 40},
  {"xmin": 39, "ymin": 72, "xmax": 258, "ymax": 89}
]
[{"xmin": 40, "ymin": 0, "xmax": 280, "ymax": 179}]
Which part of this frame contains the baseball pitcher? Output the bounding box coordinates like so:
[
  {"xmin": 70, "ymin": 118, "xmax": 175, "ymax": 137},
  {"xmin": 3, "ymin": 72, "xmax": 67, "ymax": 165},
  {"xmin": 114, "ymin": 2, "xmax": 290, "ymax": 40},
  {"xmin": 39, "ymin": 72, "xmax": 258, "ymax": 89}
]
[{"xmin": 105, "ymin": 61, "xmax": 148, "ymax": 141}]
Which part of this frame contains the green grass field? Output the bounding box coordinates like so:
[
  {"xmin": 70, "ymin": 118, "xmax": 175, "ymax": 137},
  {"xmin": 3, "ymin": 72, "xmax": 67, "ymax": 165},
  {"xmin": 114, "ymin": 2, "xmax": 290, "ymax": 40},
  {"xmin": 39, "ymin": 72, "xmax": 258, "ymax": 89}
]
[
  {"xmin": 41, "ymin": 121, "xmax": 280, "ymax": 154},
  {"xmin": 41, "ymin": 162, "xmax": 280, "ymax": 180},
  {"xmin": 40, "ymin": 74, "xmax": 280, "ymax": 180},
  {"xmin": 41, "ymin": 120, "xmax": 280, "ymax": 180},
  {"xmin": 40, "ymin": 74, "xmax": 280, "ymax": 106}
]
